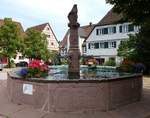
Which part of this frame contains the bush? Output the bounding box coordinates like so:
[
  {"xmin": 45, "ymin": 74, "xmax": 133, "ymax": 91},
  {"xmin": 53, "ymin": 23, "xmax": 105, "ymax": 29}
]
[
  {"xmin": 117, "ymin": 64, "xmax": 134, "ymax": 73},
  {"xmin": 61, "ymin": 58, "xmax": 68, "ymax": 65},
  {"xmin": 117, "ymin": 59, "xmax": 135, "ymax": 73},
  {"xmin": 103, "ymin": 59, "xmax": 116, "ymax": 66}
]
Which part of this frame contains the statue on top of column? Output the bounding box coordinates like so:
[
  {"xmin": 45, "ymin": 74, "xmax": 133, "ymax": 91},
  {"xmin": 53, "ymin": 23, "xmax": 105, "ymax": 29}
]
[{"xmin": 68, "ymin": 4, "xmax": 78, "ymax": 27}]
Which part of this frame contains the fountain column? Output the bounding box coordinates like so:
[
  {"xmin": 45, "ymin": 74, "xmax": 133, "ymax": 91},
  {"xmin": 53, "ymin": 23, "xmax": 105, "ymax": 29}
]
[{"xmin": 68, "ymin": 4, "xmax": 80, "ymax": 79}]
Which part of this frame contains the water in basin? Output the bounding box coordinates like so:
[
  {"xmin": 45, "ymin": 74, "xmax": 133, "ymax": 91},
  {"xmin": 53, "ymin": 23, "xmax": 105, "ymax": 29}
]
[{"xmin": 46, "ymin": 65, "xmax": 132, "ymax": 80}]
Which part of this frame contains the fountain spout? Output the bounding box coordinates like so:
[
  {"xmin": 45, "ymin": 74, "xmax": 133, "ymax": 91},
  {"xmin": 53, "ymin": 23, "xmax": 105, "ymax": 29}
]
[{"xmin": 68, "ymin": 4, "xmax": 80, "ymax": 79}]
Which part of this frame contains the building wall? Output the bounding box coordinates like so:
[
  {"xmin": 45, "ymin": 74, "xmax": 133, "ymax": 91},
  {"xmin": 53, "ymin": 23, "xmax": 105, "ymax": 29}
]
[
  {"xmin": 42, "ymin": 24, "xmax": 59, "ymax": 51},
  {"xmin": 85, "ymin": 22, "xmax": 139, "ymax": 64}
]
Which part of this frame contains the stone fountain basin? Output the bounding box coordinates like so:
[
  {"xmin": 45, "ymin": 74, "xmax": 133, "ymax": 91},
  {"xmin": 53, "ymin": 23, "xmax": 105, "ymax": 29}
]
[{"xmin": 7, "ymin": 71, "xmax": 142, "ymax": 112}]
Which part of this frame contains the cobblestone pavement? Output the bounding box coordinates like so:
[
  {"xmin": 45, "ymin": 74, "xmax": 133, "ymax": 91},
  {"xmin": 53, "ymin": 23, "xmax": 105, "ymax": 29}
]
[{"xmin": 0, "ymin": 71, "xmax": 150, "ymax": 118}]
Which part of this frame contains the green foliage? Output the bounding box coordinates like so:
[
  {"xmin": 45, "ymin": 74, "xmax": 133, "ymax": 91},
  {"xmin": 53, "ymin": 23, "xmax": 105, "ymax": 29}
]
[
  {"xmin": 117, "ymin": 36, "xmax": 137, "ymax": 59},
  {"xmin": 23, "ymin": 29, "xmax": 50, "ymax": 62},
  {"xmin": 0, "ymin": 18, "xmax": 23, "ymax": 67},
  {"xmin": 49, "ymin": 51, "xmax": 61, "ymax": 65},
  {"xmin": 5, "ymin": 60, "xmax": 15, "ymax": 68},
  {"xmin": 103, "ymin": 59, "xmax": 116, "ymax": 66},
  {"xmin": 106, "ymin": 0, "xmax": 150, "ymax": 25},
  {"xmin": 61, "ymin": 58, "xmax": 68, "ymax": 65},
  {"xmin": 118, "ymin": 23, "xmax": 150, "ymax": 73},
  {"xmin": 116, "ymin": 59, "xmax": 135, "ymax": 72},
  {"xmin": 80, "ymin": 56, "xmax": 86, "ymax": 65},
  {"xmin": 117, "ymin": 63, "xmax": 134, "ymax": 73}
]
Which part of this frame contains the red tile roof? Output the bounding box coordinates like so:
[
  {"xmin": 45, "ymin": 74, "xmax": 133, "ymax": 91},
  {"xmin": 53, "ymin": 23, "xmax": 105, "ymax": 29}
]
[
  {"xmin": 97, "ymin": 8, "xmax": 123, "ymax": 26},
  {"xmin": 26, "ymin": 23, "xmax": 48, "ymax": 32},
  {"xmin": 84, "ymin": 8, "xmax": 124, "ymax": 41},
  {"xmin": 60, "ymin": 24, "xmax": 95, "ymax": 48}
]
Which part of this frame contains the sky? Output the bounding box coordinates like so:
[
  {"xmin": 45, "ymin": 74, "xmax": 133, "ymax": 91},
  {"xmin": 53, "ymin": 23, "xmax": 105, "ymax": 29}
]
[{"xmin": 0, "ymin": 0, "xmax": 112, "ymax": 41}]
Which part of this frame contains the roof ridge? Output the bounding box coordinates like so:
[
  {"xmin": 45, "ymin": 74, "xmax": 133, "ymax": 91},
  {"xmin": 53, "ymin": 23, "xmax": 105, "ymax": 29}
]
[{"xmin": 29, "ymin": 22, "xmax": 49, "ymax": 29}]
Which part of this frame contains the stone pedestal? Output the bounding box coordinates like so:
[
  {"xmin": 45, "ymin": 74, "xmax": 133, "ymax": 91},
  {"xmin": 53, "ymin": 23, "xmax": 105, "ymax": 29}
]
[{"xmin": 67, "ymin": 5, "xmax": 80, "ymax": 79}]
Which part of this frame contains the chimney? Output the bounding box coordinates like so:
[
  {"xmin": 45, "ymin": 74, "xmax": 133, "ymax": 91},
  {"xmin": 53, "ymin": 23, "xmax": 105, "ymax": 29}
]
[{"xmin": 89, "ymin": 22, "xmax": 92, "ymax": 26}]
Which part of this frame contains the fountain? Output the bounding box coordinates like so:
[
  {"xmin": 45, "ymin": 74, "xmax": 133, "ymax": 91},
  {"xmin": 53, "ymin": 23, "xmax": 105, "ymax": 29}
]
[{"xmin": 7, "ymin": 5, "xmax": 143, "ymax": 112}]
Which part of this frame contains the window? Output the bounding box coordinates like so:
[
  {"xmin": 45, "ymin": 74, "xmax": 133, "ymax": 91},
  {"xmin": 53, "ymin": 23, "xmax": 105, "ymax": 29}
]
[
  {"xmin": 47, "ymin": 27, "xmax": 50, "ymax": 30},
  {"xmin": 83, "ymin": 46, "xmax": 87, "ymax": 53},
  {"xmin": 119, "ymin": 26, "xmax": 122, "ymax": 33},
  {"xmin": 100, "ymin": 42, "xmax": 104, "ymax": 48},
  {"xmin": 88, "ymin": 43, "xmax": 94, "ymax": 49},
  {"xmin": 104, "ymin": 42, "xmax": 108, "ymax": 48},
  {"xmin": 88, "ymin": 43, "xmax": 91, "ymax": 49},
  {"xmin": 109, "ymin": 41, "xmax": 116, "ymax": 48},
  {"xmin": 119, "ymin": 24, "xmax": 134, "ymax": 33},
  {"xmin": 96, "ymin": 27, "xmax": 116, "ymax": 35},
  {"xmin": 103, "ymin": 28, "xmax": 108, "ymax": 34},
  {"xmin": 19, "ymin": 56, "xmax": 24, "ymax": 59},
  {"xmin": 51, "ymin": 42, "xmax": 54, "ymax": 46},
  {"xmin": 119, "ymin": 25, "xmax": 128, "ymax": 33},
  {"xmin": 113, "ymin": 27, "xmax": 116, "ymax": 33},
  {"xmin": 128, "ymin": 24, "xmax": 134, "ymax": 32},
  {"xmin": 47, "ymin": 35, "xmax": 50, "ymax": 38},
  {"xmin": 96, "ymin": 29, "xmax": 99, "ymax": 35},
  {"xmin": 108, "ymin": 27, "xmax": 116, "ymax": 34},
  {"xmin": 94, "ymin": 43, "xmax": 99, "ymax": 49}
]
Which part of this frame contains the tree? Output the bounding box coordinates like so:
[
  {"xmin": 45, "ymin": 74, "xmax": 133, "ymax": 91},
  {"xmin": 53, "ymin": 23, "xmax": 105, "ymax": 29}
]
[
  {"xmin": 0, "ymin": 18, "xmax": 23, "ymax": 67},
  {"xmin": 48, "ymin": 51, "xmax": 61, "ymax": 65},
  {"xmin": 107, "ymin": 0, "xmax": 150, "ymax": 74},
  {"xmin": 106, "ymin": 0, "xmax": 150, "ymax": 25},
  {"xmin": 23, "ymin": 29, "xmax": 50, "ymax": 62}
]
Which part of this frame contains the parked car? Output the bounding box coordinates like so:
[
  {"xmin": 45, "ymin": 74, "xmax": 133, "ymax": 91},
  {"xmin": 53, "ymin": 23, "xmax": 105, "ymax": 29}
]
[
  {"xmin": 0, "ymin": 63, "xmax": 3, "ymax": 71},
  {"xmin": 11, "ymin": 53, "xmax": 29, "ymax": 67},
  {"xmin": 16, "ymin": 61, "xmax": 28, "ymax": 67}
]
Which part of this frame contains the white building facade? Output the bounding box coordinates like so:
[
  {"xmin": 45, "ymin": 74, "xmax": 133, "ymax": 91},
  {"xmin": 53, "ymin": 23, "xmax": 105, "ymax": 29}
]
[
  {"xmin": 83, "ymin": 10, "xmax": 139, "ymax": 65},
  {"xmin": 42, "ymin": 24, "xmax": 59, "ymax": 51}
]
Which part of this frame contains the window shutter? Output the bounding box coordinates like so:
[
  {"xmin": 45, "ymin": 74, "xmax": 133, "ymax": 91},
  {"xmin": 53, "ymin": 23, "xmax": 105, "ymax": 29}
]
[
  {"xmin": 88, "ymin": 43, "xmax": 91, "ymax": 49},
  {"xmin": 103, "ymin": 28, "xmax": 108, "ymax": 34},
  {"xmin": 114, "ymin": 42, "xmax": 116, "ymax": 48},
  {"xmin": 96, "ymin": 29, "xmax": 99, "ymax": 35},
  {"xmin": 94, "ymin": 43, "xmax": 99, "ymax": 49},
  {"xmin": 104, "ymin": 42, "xmax": 108, "ymax": 48},
  {"xmin": 128, "ymin": 24, "xmax": 134, "ymax": 32},
  {"xmin": 119, "ymin": 26, "xmax": 122, "ymax": 33},
  {"xmin": 113, "ymin": 27, "xmax": 116, "ymax": 33}
]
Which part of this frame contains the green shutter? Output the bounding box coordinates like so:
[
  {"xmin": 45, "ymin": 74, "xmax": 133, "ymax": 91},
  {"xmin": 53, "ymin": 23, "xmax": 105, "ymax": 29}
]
[
  {"xmin": 103, "ymin": 28, "xmax": 108, "ymax": 34},
  {"xmin": 113, "ymin": 27, "xmax": 116, "ymax": 33},
  {"xmin": 119, "ymin": 26, "xmax": 122, "ymax": 33},
  {"xmin": 128, "ymin": 24, "xmax": 134, "ymax": 32},
  {"xmin": 96, "ymin": 29, "xmax": 99, "ymax": 35},
  {"xmin": 94, "ymin": 43, "xmax": 99, "ymax": 49},
  {"xmin": 88, "ymin": 43, "xmax": 91, "ymax": 49},
  {"xmin": 104, "ymin": 42, "xmax": 108, "ymax": 48}
]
